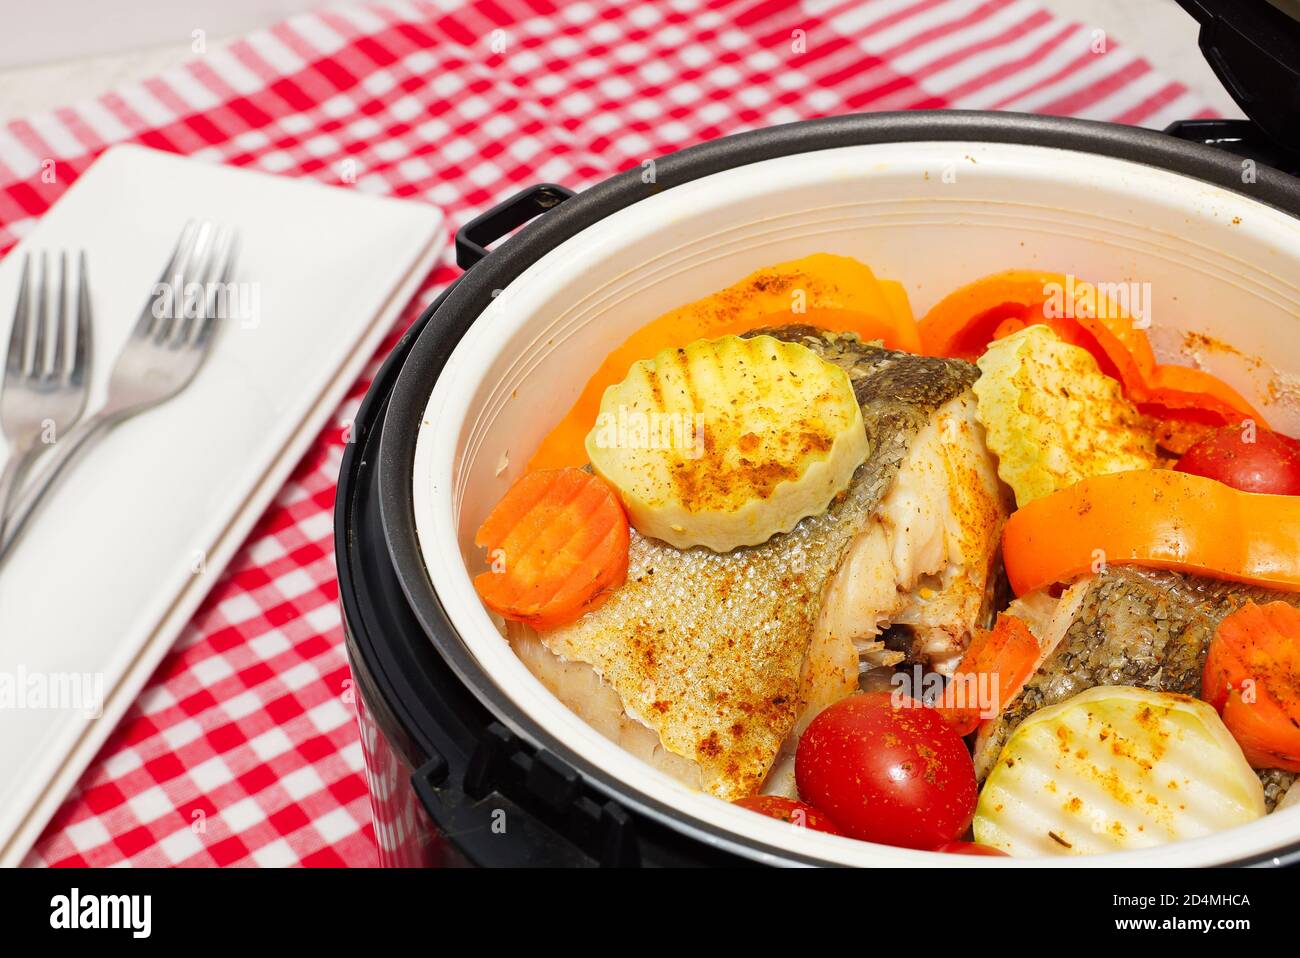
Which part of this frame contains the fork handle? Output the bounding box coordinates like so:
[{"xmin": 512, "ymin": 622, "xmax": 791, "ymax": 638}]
[
  {"xmin": 0, "ymin": 438, "xmax": 36, "ymax": 545},
  {"xmin": 0, "ymin": 411, "xmax": 116, "ymax": 561}
]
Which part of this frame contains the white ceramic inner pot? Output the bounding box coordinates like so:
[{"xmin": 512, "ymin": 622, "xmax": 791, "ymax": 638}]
[{"xmin": 414, "ymin": 140, "xmax": 1300, "ymax": 866}]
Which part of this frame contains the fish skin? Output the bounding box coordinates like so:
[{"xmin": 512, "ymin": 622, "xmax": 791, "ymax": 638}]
[
  {"xmin": 976, "ymin": 566, "xmax": 1300, "ymax": 807},
  {"xmin": 1258, "ymin": 768, "xmax": 1296, "ymax": 813},
  {"xmin": 539, "ymin": 327, "xmax": 977, "ymax": 799}
]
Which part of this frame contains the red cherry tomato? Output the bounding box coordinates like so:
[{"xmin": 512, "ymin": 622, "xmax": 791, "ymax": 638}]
[
  {"xmin": 934, "ymin": 840, "xmax": 1008, "ymax": 857},
  {"xmin": 796, "ymin": 692, "xmax": 978, "ymax": 850},
  {"xmin": 732, "ymin": 795, "xmax": 843, "ymax": 835},
  {"xmin": 1175, "ymin": 426, "xmax": 1300, "ymax": 495}
]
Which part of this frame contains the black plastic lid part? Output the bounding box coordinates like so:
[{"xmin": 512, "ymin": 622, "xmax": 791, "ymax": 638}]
[{"xmin": 1177, "ymin": 0, "xmax": 1300, "ymax": 157}]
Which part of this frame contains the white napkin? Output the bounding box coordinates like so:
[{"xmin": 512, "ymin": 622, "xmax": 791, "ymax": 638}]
[{"xmin": 0, "ymin": 144, "xmax": 445, "ymax": 864}]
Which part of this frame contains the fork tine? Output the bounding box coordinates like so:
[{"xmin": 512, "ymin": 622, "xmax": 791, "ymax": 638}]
[
  {"xmin": 159, "ymin": 221, "xmax": 209, "ymax": 343},
  {"xmin": 195, "ymin": 225, "xmax": 233, "ymax": 323},
  {"xmin": 32, "ymin": 251, "xmax": 49, "ymax": 376},
  {"xmin": 171, "ymin": 222, "xmax": 221, "ymax": 346},
  {"xmin": 192, "ymin": 227, "xmax": 239, "ymax": 351},
  {"xmin": 133, "ymin": 220, "xmax": 199, "ymax": 340},
  {"xmin": 71, "ymin": 250, "xmax": 91, "ymax": 388},
  {"xmin": 51, "ymin": 251, "xmax": 68, "ymax": 377},
  {"xmin": 158, "ymin": 222, "xmax": 214, "ymax": 344},
  {"xmin": 6, "ymin": 253, "xmax": 31, "ymax": 376}
]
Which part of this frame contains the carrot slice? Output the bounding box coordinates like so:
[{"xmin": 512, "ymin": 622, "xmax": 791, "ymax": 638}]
[
  {"xmin": 1204, "ymin": 601, "xmax": 1300, "ymax": 771},
  {"xmin": 935, "ymin": 614, "xmax": 1039, "ymax": 736},
  {"xmin": 473, "ymin": 468, "xmax": 629, "ymax": 629}
]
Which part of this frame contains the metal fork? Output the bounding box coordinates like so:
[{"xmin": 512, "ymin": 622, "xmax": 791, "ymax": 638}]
[
  {"xmin": 0, "ymin": 221, "xmax": 239, "ymax": 559},
  {"xmin": 0, "ymin": 251, "xmax": 92, "ymax": 545}
]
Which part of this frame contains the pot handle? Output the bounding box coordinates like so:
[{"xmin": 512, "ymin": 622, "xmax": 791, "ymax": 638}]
[
  {"xmin": 411, "ymin": 722, "xmax": 640, "ymax": 867},
  {"xmin": 455, "ymin": 183, "xmax": 575, "ymax": 270}
]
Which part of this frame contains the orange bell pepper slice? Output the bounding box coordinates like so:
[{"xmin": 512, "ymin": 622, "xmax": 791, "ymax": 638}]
[
  {"xmin": 918, "ymin": 270, "xmax": 1150, "ymax": 380},
  {"xmin": 1002, "ymin": 469, "xmax": 1300, "ymax": 597},
  {"xmin": 1138, "ymin": 364, "xmax": 1267, "ymax": 424},
  {"xmin": 1203, "ymin": 601, "xmax": 1300, "ymax": 771},
  {"xmin": 527, "ymin": 254, "xmax": 921, "ymax": 471},
  {"xmin": 919, "ymin": 269, "xmax": 1265, "ymax": 430}
]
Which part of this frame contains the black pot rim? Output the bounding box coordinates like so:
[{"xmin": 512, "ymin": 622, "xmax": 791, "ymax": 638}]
[{"xmin": 372, "ymin": 109, "xmax": 1300, "ymax": 866}]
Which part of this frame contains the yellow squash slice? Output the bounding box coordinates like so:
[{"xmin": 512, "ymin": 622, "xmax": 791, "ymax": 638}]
[
  {"xmin": 586, "ymin": 334, "xmax": 867, "ymax": 552},
  {"xmin": 974, "ymin": 324, "xmax": 1156, "ymax": 507},
  {"xmin": 974, "ymin": 686, "xmax": 1265, "ymax": 856}
]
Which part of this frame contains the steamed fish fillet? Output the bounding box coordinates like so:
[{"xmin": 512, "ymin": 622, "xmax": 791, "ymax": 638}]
[
  {"xmin": 532, "ymin": 327, "xmax": 979, "ymax": 799},
  {"xmin": 974, "ymin": 566, "xmax": 1300, "ymax": 808},
  {"xmin": 508, "ymin": 622, "xmax": 703, "ymax": 787},
  {"xmin": 802, "ymin": 391, "xmax": 1008, "ymax": 721},
  {"xmin": 766, "ymin": 392, "xmax": 1009, "ymax": 796}
]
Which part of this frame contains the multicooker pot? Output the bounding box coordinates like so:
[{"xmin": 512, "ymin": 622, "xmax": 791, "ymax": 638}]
[{"xmin": 336, "ymin": 3, "xmax": 1300, "ymax": 867}]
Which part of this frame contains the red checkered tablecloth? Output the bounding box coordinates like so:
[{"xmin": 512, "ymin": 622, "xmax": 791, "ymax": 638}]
[{"xmin": 3, "ymin": 0, "xmax": 1213, "ymax": 866}]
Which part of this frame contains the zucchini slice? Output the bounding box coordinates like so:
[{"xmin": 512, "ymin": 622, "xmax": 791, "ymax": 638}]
[
  {"xmin": 974, "ymin": 686, "xmax": 1265, "ymax": 856},
  {"xmin": 586, "ymin": 334, "xmax": 867, "ymax": 551}
]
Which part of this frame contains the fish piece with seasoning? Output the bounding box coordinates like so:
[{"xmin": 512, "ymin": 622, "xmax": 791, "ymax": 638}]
[
  {"xmin": 974, "ymin": 566, "xmax": 1300, "ymax": 808},
  {"xmin": 515, "ymin": 326, "xmax": 1009, "ymax": 799}
]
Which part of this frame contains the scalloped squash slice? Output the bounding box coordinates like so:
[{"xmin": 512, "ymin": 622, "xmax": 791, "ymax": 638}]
[
  {"xmin": 587, "ymin": 334, "xmax": 867, "ymax": 551},
  {"xmin": 528, "ymin": 253, "xmax": 920, "ymax": 471},
  {"xmin": 974, "ymin": 324, "xmax": 1156, "ymax": 507},
  {"xmin": 974, "ymin": 685, "xmax": 1264, "ymax": 856}
]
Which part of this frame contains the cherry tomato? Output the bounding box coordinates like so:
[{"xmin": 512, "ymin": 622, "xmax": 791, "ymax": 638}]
[
  {"xmin": 1175, "ymin": 426, "xmax": 1300, "ymax": 495},
  {"xmin": 732, "ymin": 795, "xmax": 843, "ymax": 835},
  {"xmin": 796, "ymin": 692, "xmax": 978, "ymax": 849},
  {"xmin": 934, "ymin": 840, "xmax": 1008, "ymax": 857}
]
